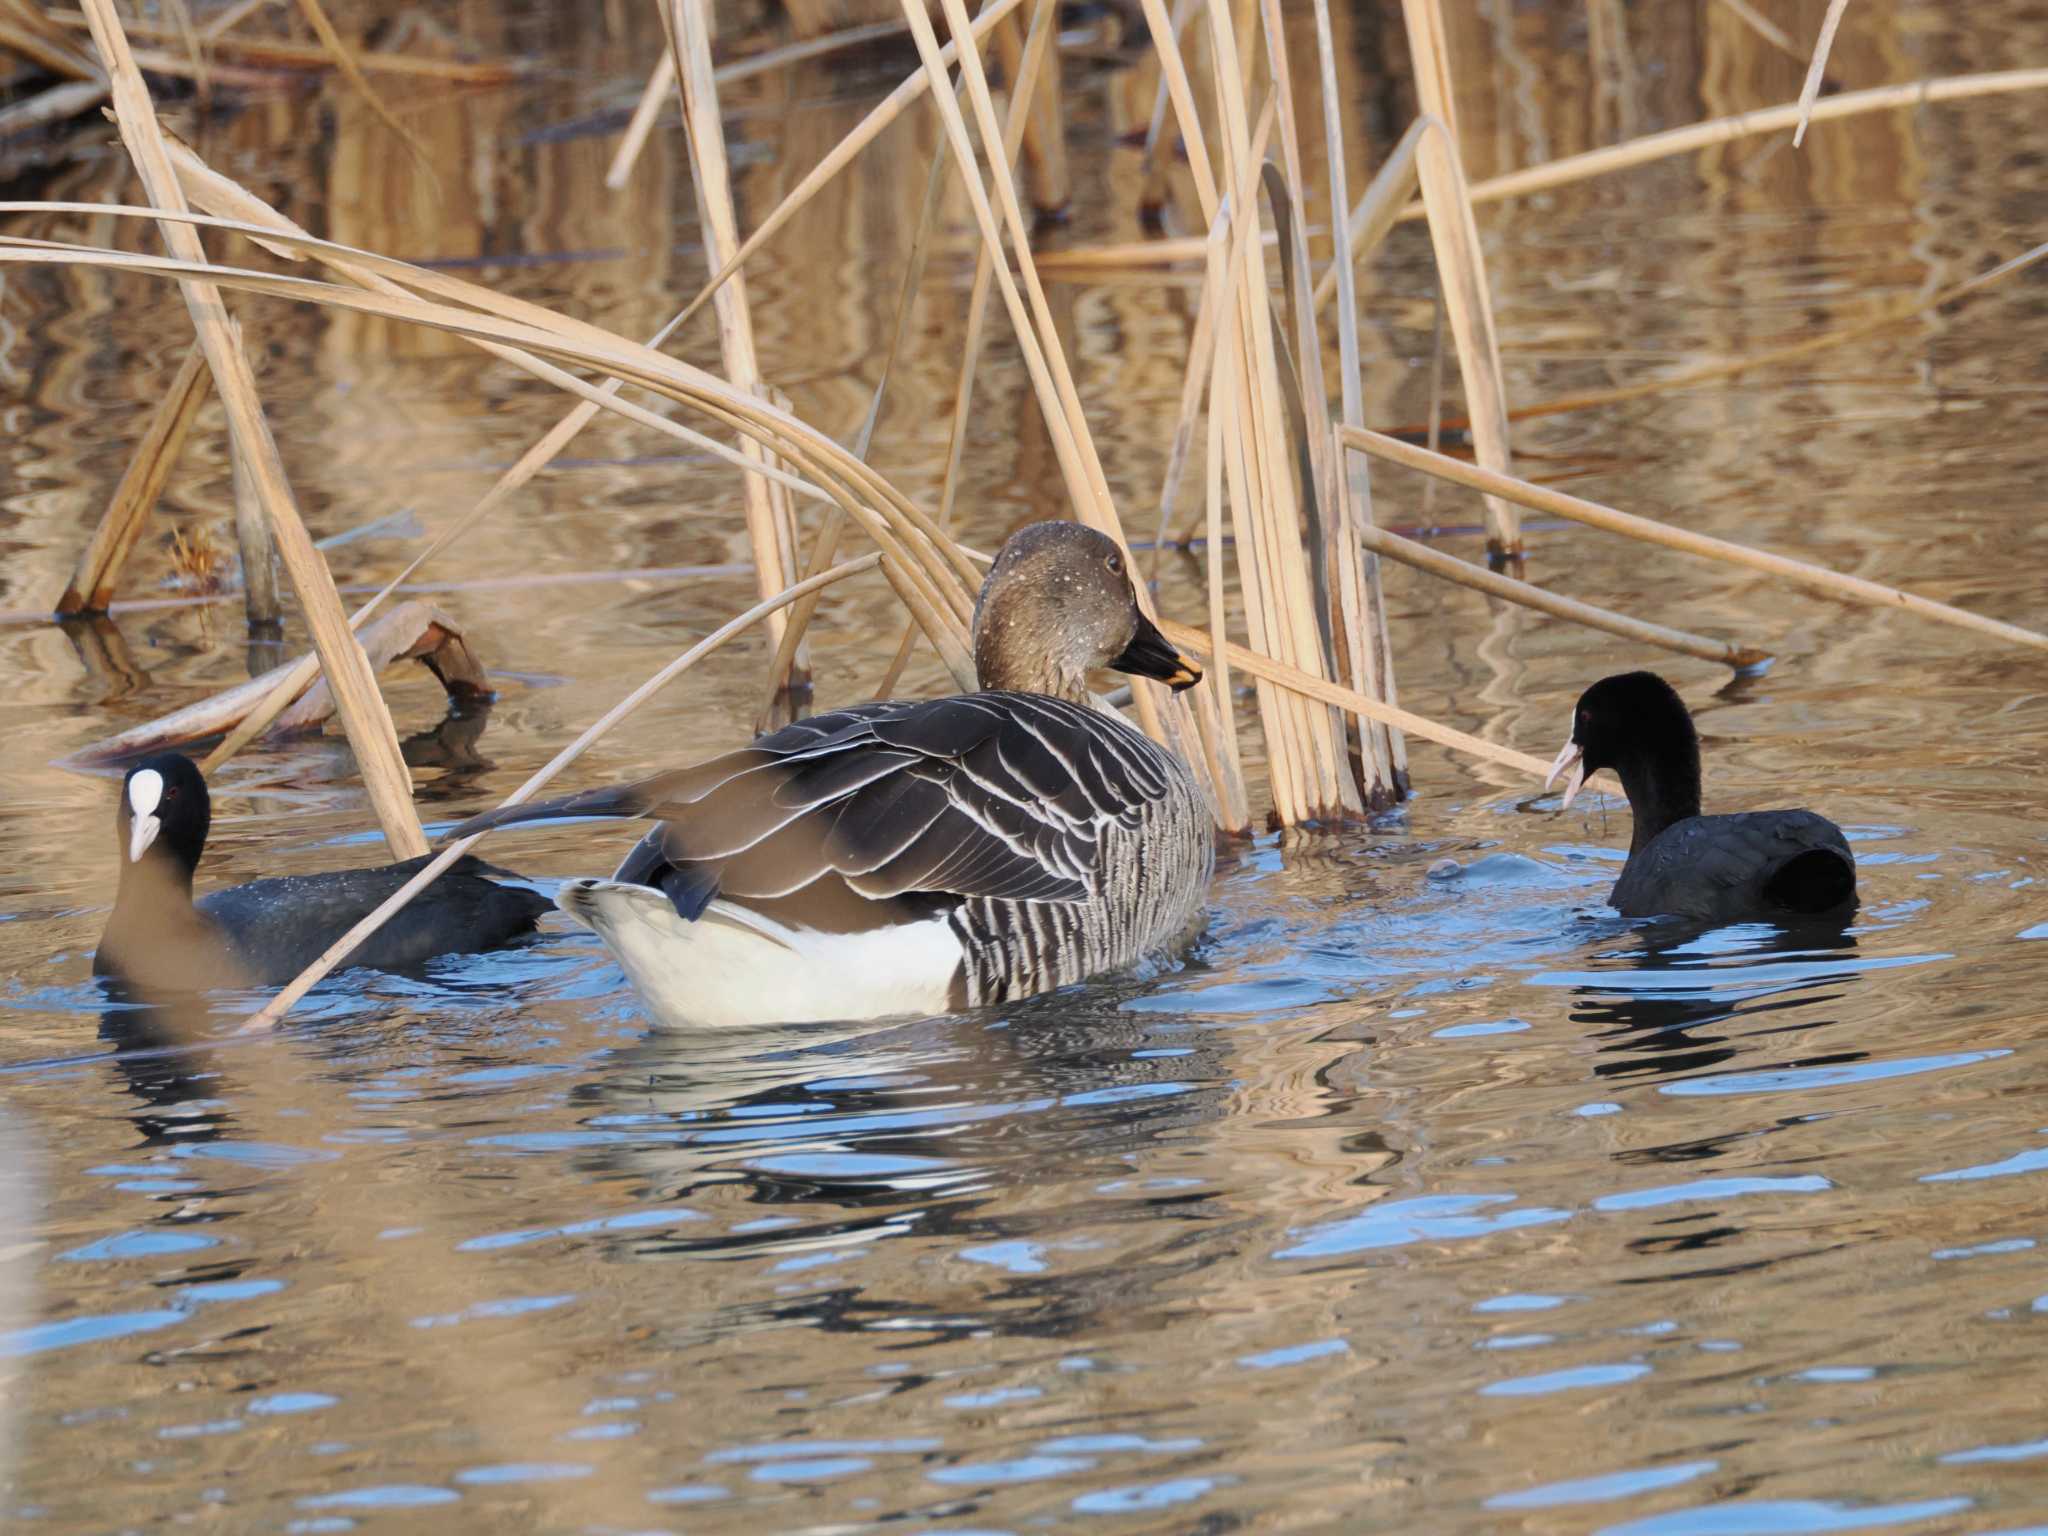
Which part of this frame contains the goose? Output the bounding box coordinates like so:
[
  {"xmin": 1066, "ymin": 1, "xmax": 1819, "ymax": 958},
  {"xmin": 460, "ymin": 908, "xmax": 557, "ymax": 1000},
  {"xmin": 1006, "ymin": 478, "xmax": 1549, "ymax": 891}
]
[
  {"xmin": 95, "ymin": 752, "xmax": 552, "ymax": 994},
  {"xmin": 450, "ymin": 520, "xmax": 1216, "ymax": 1029},
  {"xmin": 1547, "ymin": 671, "xmax": 1856, "ymax": 923}
]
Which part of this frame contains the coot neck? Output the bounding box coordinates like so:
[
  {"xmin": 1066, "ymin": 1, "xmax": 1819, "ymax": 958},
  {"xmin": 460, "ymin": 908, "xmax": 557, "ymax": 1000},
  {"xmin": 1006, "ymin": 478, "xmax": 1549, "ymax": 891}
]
[
  {"xmin": 1612, "ymin": 746, "xmax": 1702, "ymax": 855},
  {"xmin": 114, "ymin": 846, "xmax": 198, "ymax": 914}
]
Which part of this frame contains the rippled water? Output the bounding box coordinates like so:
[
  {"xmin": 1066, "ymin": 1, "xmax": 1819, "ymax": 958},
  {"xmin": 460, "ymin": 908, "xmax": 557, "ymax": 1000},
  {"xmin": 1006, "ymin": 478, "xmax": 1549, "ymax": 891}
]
[{"xmin": 5, "ymin": 0, "xmax": 2048, "ymax": 1530}]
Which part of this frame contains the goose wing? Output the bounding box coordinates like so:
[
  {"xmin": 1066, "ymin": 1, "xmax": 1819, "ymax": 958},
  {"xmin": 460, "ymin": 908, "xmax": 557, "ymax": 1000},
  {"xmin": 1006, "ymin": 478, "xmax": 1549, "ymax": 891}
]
[{"xmin": 449, "ymin": 692, "xmax": 1178, "ymax": 917}]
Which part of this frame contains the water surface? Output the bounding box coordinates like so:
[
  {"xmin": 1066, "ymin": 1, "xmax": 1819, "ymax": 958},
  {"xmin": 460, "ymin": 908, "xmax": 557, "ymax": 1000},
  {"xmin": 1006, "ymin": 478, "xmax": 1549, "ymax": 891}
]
[{"xmin": 4, "ymin": 0, "xmax": 2048, "ymax": 1530}]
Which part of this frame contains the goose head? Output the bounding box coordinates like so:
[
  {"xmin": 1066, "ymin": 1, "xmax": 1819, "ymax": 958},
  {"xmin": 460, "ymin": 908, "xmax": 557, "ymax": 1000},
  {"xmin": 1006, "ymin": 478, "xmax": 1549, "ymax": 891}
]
[{"xmin": 972, "ymin": 521, "xmax": 1201, "ymax": 704}]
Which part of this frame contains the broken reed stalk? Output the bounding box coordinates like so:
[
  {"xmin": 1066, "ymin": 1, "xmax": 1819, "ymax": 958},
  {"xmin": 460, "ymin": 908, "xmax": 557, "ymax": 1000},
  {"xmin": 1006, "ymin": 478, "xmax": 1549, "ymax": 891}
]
[
  {"xmin": 1793, "ymin": 0, "xmax": 1852, "ymax": 146},
  {"xmin": 1159, "ymin": 618, "xmax": 1551, "ymax": 781},
  {"xmin": 55, "ymin": 339, "xmax": 209, "ymax": 615},
  {"xmin": 240, "ymin": 554, "xmax": 883, "ymax": 1032},
  {"xmin": 76, "ymin": 0, "xmax": 426, "ymax": 860},
  {"xmin": 1352, "ymin": 514, "xmax": 1770, "ymax": 670},
  {"xmin": 1399, "ymin": 70, "xmax": 2048, "ymax": 221},
  {"xmin": 666, "ymin": 0, "xmax": 805, "ymax": 697},
  {"xmin": 1341, "ymin": 426, "xmax": 2048, "ymax": 655}
]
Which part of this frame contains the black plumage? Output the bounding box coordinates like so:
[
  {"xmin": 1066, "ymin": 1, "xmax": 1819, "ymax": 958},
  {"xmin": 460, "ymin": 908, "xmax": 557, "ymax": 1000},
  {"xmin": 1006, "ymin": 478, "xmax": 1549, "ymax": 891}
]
[
  {"xmin": 96, "ymin": 753, "xmax": 551, "ymax": 993},
  {"xmin": 1549, "ymin": 672, "xmax": 1857, "ymax": 924}
]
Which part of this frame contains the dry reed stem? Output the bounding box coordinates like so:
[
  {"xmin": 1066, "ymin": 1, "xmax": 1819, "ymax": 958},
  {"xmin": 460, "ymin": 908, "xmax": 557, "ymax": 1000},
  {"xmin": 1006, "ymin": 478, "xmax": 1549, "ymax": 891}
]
[
  {"xmin": 31, "ymin": 153, "xmax": 830, "ymax": 751},
  {"xmin": 226, "ymin": 414, "xmax": 281, "ymax": 626},
  {"xmin": 1353, "ymin": 514, "xmax": 1770, "ymax": 669},
  {"xmin": 4, "ymin": 210, "xmax": 1018, "ymax": 729},
  {"xmin": 1715, "ymin": 0, "xmax": 1801, "ymax": 61},
  {"xmin": 606, "ymin": 50, "xmax": 675, "ymax": 188},
  {"xmin": 1202, "ymin": 0, "xmax": 1349, "ymax": 818},
  {"xmin": 1133, "ymin": 0, "xmax": 1218, "ymax": 211},
  {"xmin": 1160, "ymin": 617, "xmax": 1552, "ymax": 780},
  {"xmin": 0, "ymin": 78, "xmax": 108, "ymax": 136},
  {"xmin": 1374, "ymin": 238, "xmax": 2048, "ymax": 438},
  {"xmin": 1310, "ymin": 0, "xmax": 1398, "ymax": 790},
  {"xmin": 201, "ymin": 0, "xmax": 270, "ymax": 40},
  {"xmin": 1028, "ymin": 232, "xmax": 1281, "ymax": 270},
  {"xmin": 664, "ymin": 0, "xmax": 1023, "ymax": 340},
  {"xmin": 1342, "ymin": 426, "xmax": 2048, "ymax": 655},
  {"xmin": 1135, "ymin": 0, "xmax": 1202, "ymax": 210},
  {"xmin": 870, "ymin": 0, "xmax": 1056, "ymax": 700},
  {"xmin": 905, "ymin": 0, "xmax": 1188, "ymax": 760},
  {"xmin": 993, "ymin": 9, "xmax": 1066, "ymax": 213},
  {"xmin": 1557, "ymin": 238, "xmax": 2048, "ymax": 416},
  {"xmin": 760, "ymin": 35, "xmax": 993, "ymax": 719},
  {"xmin": 290, "ymin": 0, "xmax": 435, "ymax": 177},
  {"xmin": 55, "ymin": 338, "xmax": 209, "ymax": 615},
  {"xmin": 1201, "ymin": 305, "xmax": 1249, "ymax": 826},
  {"xmin": 1255, "ymin": 0, "xmax": 1369, "ymax": 806},
  {"xmin": 240, "ymin": 554, "xmax": 883, "ymax": 1032},
  {"xmin": 0, "ymin": 2, "xmax": 98, "ymax": 78},
  {"xmin": 44, "ymin": 9, "xmax": 533, "ymax": 79},
  {"xmin": 1398, "ymin": 0, "xmax": 1517, "ymax": 560},
  {"xmin": 606, "ymin": 19, "xmax": 910, "ymax": 188},
  {"xmin": 78, "ymin": 0, "xmax": 426, "ymax": 859},
  {"xmin": 1145, "ymin": 197, "xmax": 1232, "ymax": 575},
  {"xmin": 1793, "ymin": 0, "xmax": 1851, "ymax": 146},
  {"xmin": 1210, "ymin": 109, "xmax": 1306, "ymax": 822},
  {"xmin": 0, "ymin": 233, "xmax": 977, "ymax": 629},
  {"xmin": 1310, "ymin": 114, "xmax": 1423, "ymax": 312},
  {"xmin": 1399, "ymin": 71, "xmax": 2048, "ymax": 220},
  {"xmin": 668, "ymin": 0, "xmax": 803, "ymax": 679}
]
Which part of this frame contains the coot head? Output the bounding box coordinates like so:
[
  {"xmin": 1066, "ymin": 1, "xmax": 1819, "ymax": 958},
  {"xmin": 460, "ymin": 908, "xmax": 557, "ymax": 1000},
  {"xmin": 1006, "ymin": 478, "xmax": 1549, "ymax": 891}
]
[
  {"xmin": 117, "ymin": 753, "xmax": 211, "ymax": 882},
  {"xmin": 972, "ymin": 521, "xmax": 1201, "ymax": 704},
  {"xmin": 1547, "ymin": 672, "xmax": 1703, "ymax": 839}
]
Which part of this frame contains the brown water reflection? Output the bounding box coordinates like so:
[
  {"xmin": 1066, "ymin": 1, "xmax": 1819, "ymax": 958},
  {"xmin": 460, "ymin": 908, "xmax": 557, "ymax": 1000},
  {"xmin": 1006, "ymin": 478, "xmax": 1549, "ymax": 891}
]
[{"xmin": 5, "ymin": 0, "xmax": 2048, "ymax": 1530}]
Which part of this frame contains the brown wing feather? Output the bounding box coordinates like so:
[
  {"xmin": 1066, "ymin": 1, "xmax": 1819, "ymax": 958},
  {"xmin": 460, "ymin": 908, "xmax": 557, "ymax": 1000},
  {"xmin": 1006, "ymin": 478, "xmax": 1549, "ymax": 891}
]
[{"xmin": 448, "ymin": 694, "xmax": 1183, "ymax": 919}]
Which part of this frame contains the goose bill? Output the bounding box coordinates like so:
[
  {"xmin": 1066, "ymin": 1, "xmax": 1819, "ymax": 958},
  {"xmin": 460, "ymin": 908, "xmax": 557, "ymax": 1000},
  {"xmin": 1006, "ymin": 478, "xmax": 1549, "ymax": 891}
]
[
  {"xmin": 127, "ymin": 768, "xmax": 164, "ymax": 863},
  {"xmin": 1546, "ymin": 739, "xmax": 1586, "ymax": 810},
  {"xmin": 1111, "ymin": 615, "xmax": 1202, "ymax": 691}
]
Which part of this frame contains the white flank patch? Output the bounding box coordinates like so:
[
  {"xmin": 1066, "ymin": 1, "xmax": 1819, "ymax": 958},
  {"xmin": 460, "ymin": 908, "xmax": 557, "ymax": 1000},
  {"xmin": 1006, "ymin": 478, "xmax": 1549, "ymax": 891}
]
[
  {"xmin": 555, "ymin": 878, "xmax": 962, "ymax": 1031},
  {"xmin": 126, "ymin": 769, "xmax": 165, "ymax": 863}
]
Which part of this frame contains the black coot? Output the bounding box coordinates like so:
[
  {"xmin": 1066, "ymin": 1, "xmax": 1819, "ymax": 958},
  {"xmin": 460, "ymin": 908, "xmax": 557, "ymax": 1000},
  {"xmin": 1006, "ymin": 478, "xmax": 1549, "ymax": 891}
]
[
  {"xmin": 1546, "ymin": 672, "xmax": 1856, "ymax": 923},
  {"xmin": 94, "ymin": 753, "xmax": 552, "ymax": 991}
]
